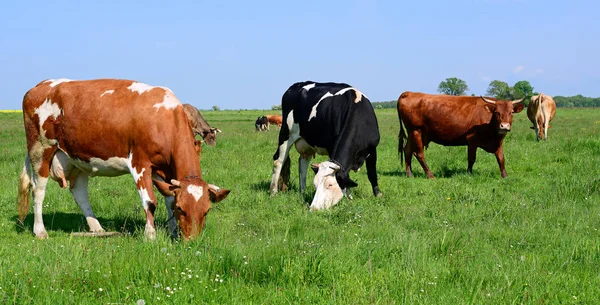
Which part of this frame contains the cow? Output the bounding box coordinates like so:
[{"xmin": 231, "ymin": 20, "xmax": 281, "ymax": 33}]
[
  {"xmin": 182, "ymin": 103, "xmax": 221, "ymax": 146},
  {"xmin": 270, "ymin": 81, "xmax": 382, "ymax": 211},
  {"xmin": 17, "ymin": 78, "xmax": 230, "ymax": 240},
  {"xmin": 255, "ymin": 116, "xmax": 269, "ymax": 131},
  {"xmin": 397, "ymin": 92, "xmax": 525, "ymax": 178},
  {"xmin": 266, "ymin": 115, "xmax": 283, "ymax": 130},
  {"xmin": 527, "ymin": 93, "xmax": 556, "ymax": 141}
]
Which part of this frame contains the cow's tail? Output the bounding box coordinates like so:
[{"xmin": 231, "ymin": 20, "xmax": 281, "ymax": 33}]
[
  {"xmin": 397, "ymin": 99, "xmax": 407, "ymax": 166},
  {"xmin": 17, "ymin": 155, "xmax": 32, "ymax": 223},
  {"xmin": 540, "ymin": 94, "xmax": 548, "ymax": 139}
]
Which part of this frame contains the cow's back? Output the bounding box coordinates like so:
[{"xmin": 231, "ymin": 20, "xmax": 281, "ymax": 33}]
[
  {"xmin": 398, "ymin": 92, "xmax": 491, "ymax": 145},
  {"xmin": 23, "ymin": 79, "xmax": 192, "ymax": 164}
]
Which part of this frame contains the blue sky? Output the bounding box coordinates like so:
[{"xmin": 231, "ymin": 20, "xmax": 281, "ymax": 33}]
[{"xmin": 1, "ymin": 0, "xmax": 598, "ymax": 110}]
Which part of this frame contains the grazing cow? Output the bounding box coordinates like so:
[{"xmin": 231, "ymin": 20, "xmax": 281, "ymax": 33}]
[
  {"xmin": 255, "ymin": 116, "xmax": 269, "ymax": 131},
  {"xmin": 17, "ymin": 78, "xmax": 230, "ymax": 240},
  {"xmin": 266, "ymin": 115, "xmax": 283, "ymax": 130},
  {"xmin": 397, "ymin": 92, "xmax": 525, "ymax": 178},
  {"xmin": 527, "ymin": 93, "xmax": 556, "ymax": 141},
  {"xmin": 182, "ymin": 104, "xmax": 221, "ymax": 146},
  {"xmin": 270, "ymin": 81, "xmax": 382, "ymax": 210}
]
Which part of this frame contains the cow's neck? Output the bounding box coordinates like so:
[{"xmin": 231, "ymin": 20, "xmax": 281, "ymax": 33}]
[{"xmin": 172, "ymin": 140, "xmax": 202, "ymax": 180}]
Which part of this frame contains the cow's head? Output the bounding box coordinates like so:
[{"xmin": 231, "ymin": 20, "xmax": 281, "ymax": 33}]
[
  {"xmin": 200, "ymin": 127, "xmax": 221, "ymax": 146},
  {"xmin": 309, "ymin": 161, "xmax": 347, "ymax": 211},
  {"xmin": 154, "ymin": 177, "xmax": 230, "ymax": 239},
  {"xmin": 481, "ymin": 96, "xmax": 526, "ymax": 135}
]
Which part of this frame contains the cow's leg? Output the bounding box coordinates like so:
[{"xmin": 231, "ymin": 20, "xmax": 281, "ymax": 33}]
[
  {"xmin": 298, "ymin": 154, "xmax": 312, "ymax": 192},
  {"xmin": 70, "ymin": 173, "xmax": 104, "ymax": 232},
  {"xmin": 467, "ymin": 143, "xmax": 478, "ymax": 175},
  {"xmin": 366, "ymin": 149, "xmax": 382, "ymax": 197},
  {"xmin": 164, "ymin": 195, "xmax": 178, "ymax": 239},
  {"xmin": 411, "ymin": 131, "xmax": 434, "ymax": 178},
  {"xmin": 135, "ymin": 170, "xmax": 159, "ymax": 239},
  {"xmin": 270, "ymin": 116, "xmax": 298, "ymax": 194},
  {"xmin": 29, "ymin": 146, "xmax": 58, "ymax": 239},
  {"xmin": 31, "ymin": 175, "xmax": 49, "ymax": 239},
  {"xmin": 495, "ymin": 146, "xmax": 508, "ymax": 178}
]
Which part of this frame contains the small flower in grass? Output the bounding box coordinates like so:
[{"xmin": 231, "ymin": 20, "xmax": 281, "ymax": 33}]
[
  {"xmin": 136, "ymin": 300, "xmax": 145, "ymax": 305},
  {"xmin": 447, "ymin": 197, "xmax": 451, "ymax": 200},
  {"xmin": 166, "ymin": 286, "xmax": 171, "ymax": 291},
  {"xmin": 98, "ymin": 288, "xmax": 103, "ymax": 292}
]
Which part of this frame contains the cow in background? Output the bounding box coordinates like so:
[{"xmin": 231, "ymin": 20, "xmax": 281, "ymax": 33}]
[
  {"xmin": 527, "ymin": 93, "xmax": 556, "ymax": 141},
  {"xmin": 397, "ymin": 92, "xmax": 525, "ymax": 178},
  {"xmin": 255, "ymin": 116, "xmax": 269, "ymax": 131},
  {"xmin": 18, "ymin": 79, "xmax": 230, "ymax": 240},
  {"xmin": 182, "ymin": 103, "xmax": 221, "ymax": 146},
  {"xmin": 270, "ymin": 81, "xmax": 382, "ymax": 211},
  {"xmin": 266, "ymin": 115, "xmax": 283, "ymax": 130}
]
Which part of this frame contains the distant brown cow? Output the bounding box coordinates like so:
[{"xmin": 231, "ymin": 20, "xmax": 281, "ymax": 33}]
[
  {"xmin": 527, "ymin": 93, "xmax": 556, "ymax": 141},
  {"xmin": 266, "ymin": 115, "xmax": 283, "ymax": 130},
  {"xmin": 182, "ymin": 104, "xmax": 221, "ymax": 146},
  {"xmin": 397, "ymin": 92, "xmax": 525, "ymax": 178}
]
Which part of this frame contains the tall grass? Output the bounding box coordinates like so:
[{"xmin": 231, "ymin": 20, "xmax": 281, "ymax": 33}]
[{"xmin": 1, "ymin": 108, "xmax": 599, "ymax": 304}]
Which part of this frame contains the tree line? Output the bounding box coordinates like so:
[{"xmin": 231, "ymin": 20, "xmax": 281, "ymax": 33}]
[{"xmin": 370, "ymin": 77, "xmax": 599, "ymax": 109}]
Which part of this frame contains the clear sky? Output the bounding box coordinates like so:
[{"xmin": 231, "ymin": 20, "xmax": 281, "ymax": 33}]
[{"xmin": 1, "ymin": 0, "xmax": 598, "ymax": 110}]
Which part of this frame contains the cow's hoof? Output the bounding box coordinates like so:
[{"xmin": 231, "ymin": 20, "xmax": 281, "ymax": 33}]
[{"xmin": 35, "ymin": 231, "xmax": 48, "ymax": 239}]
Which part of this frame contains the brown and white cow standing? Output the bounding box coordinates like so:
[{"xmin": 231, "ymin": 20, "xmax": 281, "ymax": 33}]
[
  {"xmin": 397, "ymin": 92, "xmax": 525, "ymax": 178},
  {"xmin": 182, "ymin": 103, "xmax": 221, "ymax": 146},
  {"xmin": 17, "ymin": 79, "xmax": 229, "ymax": 240},
  {"xmin": 527, "ymin": 93, "xmax": 556, "ymax": 141}
]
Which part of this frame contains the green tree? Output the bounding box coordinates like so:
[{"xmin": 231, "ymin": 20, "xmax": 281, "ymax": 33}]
[
  {"xmin": 437, "ymin": 77, "xmax": 469, "ymax": 96},
  {"xmin": 271, "ymin": 104, "xmax": 282, "ymax": 110},
  {"xmin": 512, "ymin": 80, "xmax": 534, "ymax": 99},
  {"xmin": 486, "ymin": 80, "xmax": 512, "ymax": 99},
  {"xmin": 212, "ymin": 105, "xmax": 221, "ymax": 111}
]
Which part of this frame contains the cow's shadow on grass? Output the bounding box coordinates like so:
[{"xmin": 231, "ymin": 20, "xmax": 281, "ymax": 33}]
[
  {"xmin": 250, "ymin": 181, "xmax": 272, "ymax": 192},
  {"xmin": 13, "ymin": 213, "xmax": 148, "ymax": 236},
  {"xmin": 380, "ymin": 166, "xmax": 470, "ymax": 178}
]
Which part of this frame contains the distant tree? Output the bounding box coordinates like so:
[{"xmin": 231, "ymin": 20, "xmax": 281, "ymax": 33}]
[
  {"xmin": 512, "ymin": 80, "xmax": 534, "ymax": 99},
  {"xmin": 271, "ymin": 104, "xmax": 282, "ymax": 110},
  {"xmin": 437, "ymin": 77, "xmax": 469, "ymax": 96},
  {"xmin": 212, "ymin": 105, "xmax": 221, "ymax": 111},
  {"xmin": 486, "ymin": 80, "xmax": 513, "ymax": 99}
]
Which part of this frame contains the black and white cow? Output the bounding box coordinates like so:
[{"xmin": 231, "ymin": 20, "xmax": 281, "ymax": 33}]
[
  {"xmin": 269, "ymin": 81, "xmax": 382, "ymax": 210},
  {"xmin": 255, "ymin": 116, "xmax": 269, "ymax": 131}
]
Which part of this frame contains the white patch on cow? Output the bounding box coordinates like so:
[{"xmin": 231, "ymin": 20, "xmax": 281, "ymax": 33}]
[
  {"xmin": 100, "ymin": 90, "xmax": 114, "ymax": 97},
  {"xmin": 34, "ymin": 98, "xmax": 62, "ymax": 130},
  {"xmin": 128, "ymin": 82, "xmax": 155, "ymax": 94},
  {"xmin": 187, "ymin": 184, "xmax": 204, "ymax": 202},
  {"xmin": 126, "ymin": 152, "xmax": 145, "ymax": 183},
  {"xmin": 45, "ymin": 78, "xmax": 72, "ymax": 87},
  {"xmin": 308, "ymin": 92, "xmax": 333, "ymax": 121},
  {"xmin": 70, "ymin": 156, "xmax": 129, "ymax": 177},
  {"xmin": 139, "ymin": 187, "xmax": 151, "ymax": 210},
  {"xmin": 153, "ymin": 88, "xmax": 181, "ymax": 110},
  {"xmin": 302, "ymin": 83, "xmax": 316, "ymax": 91},
  {"xmin": 352, "ymin": 88, "xmax": 365, "ymax": 103}
]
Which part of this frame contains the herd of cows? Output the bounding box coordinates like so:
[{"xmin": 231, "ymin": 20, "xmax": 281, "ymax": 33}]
[{"xmin": 16, "ymin": 78, "xmax": 557, "ymax": 240}]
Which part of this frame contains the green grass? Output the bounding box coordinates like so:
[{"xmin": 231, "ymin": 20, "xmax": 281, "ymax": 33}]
[{"xmin": 1, "ymin": 108, "xmax": 599, "ymax": 304}]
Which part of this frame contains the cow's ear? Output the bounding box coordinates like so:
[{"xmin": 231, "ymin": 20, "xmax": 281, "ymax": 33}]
[
  {"xmin": 153, "ymin": 179, "xmax": 180, "ymax": 196},
  {"xmin": 513, "ymin": 102, "xmax": 525, "ymax": 113},
  {"xmin": 208, "ymin": 184, "xmax": 230, "ymax": 203},
  {"xmin": 311, "ymin": 163, "xmax": 320, "ymax": 174}
]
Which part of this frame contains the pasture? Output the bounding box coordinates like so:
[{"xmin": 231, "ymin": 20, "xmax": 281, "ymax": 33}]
[{"xmin": 1, "ymin": 107, "xmax": 599, "ymax": 304}]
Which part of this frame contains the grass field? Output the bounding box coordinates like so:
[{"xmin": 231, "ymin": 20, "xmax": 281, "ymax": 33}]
[{"xmin": 1, "ymin": 107, "xmax": 599, "ymax": 304}]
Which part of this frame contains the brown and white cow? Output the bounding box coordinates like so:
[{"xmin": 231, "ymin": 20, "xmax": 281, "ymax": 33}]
[
  {"xmin": 265, "ymin": 115, "xmax": 283, "ymax": 130},
  {"xmin": 527, "ymin": 93, "xmax": 556, "ymax": 141},
  {"xmin": 397, "ymin": 92, "xmax": 525, "ymax": 178},
  {"xmin": 17, "ymin": 78, "xmax": 229, "ymax": 240},
  {"xmin": 182, "ymin": 103, "xmax": 221, "ymax": 146}
]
